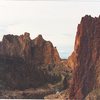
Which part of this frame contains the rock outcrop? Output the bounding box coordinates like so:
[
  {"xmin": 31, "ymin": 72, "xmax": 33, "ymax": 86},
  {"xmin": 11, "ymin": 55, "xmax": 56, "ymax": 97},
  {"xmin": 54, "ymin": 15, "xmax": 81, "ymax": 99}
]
[
  {"xmin": 0, "ymin": 32, "xmax": 61, "ymax": 89},
  {"xmin": 69, "ymin": 15, "xmax": 100, "ymax": 99},
  {"xmin": 0, "ymin": 32, "xmax": 60, "ymax": 64},
  {"xmin": 31, "ymin": 34, "xmax": 60, "ymax": 64}
]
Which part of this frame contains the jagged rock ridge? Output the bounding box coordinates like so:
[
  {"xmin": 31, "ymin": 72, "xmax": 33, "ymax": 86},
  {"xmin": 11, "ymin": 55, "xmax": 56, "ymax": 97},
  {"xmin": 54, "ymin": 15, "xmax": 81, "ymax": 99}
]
[
  {"xmin": 69, "ymin": 15, "xmax": 100, "ymax": 99},
  {"xmin": 0, "ymin": 32, "xmax": 61, "ymax": 89},
  {"xmin": 0, "ymin": 32, "xmax": 60, "ymax": 64}
]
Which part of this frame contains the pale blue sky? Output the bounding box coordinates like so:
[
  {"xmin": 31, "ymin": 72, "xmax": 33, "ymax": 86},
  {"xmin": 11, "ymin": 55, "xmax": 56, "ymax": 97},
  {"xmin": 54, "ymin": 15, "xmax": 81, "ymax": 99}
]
[{"xmin": 0, "ymin": 1, "xmax": 100, "ymax": 58}]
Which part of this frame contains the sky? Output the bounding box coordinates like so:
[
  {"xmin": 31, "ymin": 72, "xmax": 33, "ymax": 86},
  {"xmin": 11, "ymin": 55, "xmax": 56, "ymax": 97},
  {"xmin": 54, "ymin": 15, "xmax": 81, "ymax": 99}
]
[{"xmin": 0, "ymin": 0, "xmax": 100, "ymax": 58}]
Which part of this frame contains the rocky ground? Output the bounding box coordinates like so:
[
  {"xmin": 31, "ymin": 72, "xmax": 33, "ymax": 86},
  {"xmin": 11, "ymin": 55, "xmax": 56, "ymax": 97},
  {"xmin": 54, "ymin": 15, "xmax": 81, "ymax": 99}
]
[
  {"xmin": 0, "ymin": 55, "xmax": 71, "ymax": 99},
  {"xmin": 0, "ymin": 65, "xmax": 70, "ymax": 99},
  {"xmin": 44, "ymin": 89, "xmax": 70, "ymax": 100},
  {"xmin": 0, "ymin": 85, "xmax": 57, "ymax": 99}
]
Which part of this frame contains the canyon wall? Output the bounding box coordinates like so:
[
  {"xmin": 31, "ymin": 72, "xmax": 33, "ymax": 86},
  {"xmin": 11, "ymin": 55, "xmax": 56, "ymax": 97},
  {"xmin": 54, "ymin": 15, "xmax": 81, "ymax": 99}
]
[{"xmin": 69, "ymin": 15, "xmax": 100, "ymax": 99}]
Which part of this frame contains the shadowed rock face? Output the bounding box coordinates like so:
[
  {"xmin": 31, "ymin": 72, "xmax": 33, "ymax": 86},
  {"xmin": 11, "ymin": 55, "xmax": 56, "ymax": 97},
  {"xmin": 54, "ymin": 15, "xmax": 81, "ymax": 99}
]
[
  {"xmin": 0, "ymin": 32, "xmax": 61, "ymax": 89},
  {"xmin": 69, "ymin": 15, "xmax": 100, "ymax": 99}
]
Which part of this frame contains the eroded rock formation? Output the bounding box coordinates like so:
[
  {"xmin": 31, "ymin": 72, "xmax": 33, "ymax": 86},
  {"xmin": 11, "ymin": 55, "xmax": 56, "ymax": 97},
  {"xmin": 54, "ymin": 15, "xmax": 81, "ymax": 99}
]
[
  {"xmin": 69, "ymin": 15, "xmax": 100, "ymax": 99},
  {"xmin": 0, "ymin": 32, "xmax": 61, "ymax": 89},
  {"xmin": 0, "ymin": 32, "xmax": 60, "ymax": 64}
]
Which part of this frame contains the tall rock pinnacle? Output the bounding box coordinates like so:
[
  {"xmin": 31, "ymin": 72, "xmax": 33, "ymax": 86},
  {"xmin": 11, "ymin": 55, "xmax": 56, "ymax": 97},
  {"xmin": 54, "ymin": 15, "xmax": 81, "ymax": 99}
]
[{"xmin": 69, "ymin": 15, "xmax": 100, "ymax": 99}]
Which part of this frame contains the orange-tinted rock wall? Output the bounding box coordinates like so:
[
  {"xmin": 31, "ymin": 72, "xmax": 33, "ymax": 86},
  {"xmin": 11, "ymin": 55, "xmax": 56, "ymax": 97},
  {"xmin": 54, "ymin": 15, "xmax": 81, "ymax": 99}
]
[{"xmin": 69, "ymin": 15, "xmax": 100, "ymax": 99}]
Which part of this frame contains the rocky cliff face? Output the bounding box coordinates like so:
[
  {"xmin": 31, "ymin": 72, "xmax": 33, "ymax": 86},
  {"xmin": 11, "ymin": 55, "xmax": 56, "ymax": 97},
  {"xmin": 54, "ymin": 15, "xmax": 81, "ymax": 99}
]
[
  {"xmin": 0, "ymin": 32, "xmax": 60, "ymax": 64},
  {"xmin": 69, "ymin": 15, "xmax": 100, "ymax": 99},
  {"xmin": 31, "ymin": 34, "xmax": 60, "ymax": 64},
  {"xmin": 0, "ymin": 32, "xmax": 61, "ymax": 89}
]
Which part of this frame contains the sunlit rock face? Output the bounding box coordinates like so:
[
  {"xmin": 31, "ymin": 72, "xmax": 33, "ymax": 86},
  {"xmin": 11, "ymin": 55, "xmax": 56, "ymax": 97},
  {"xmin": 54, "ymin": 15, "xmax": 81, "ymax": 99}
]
[
  {"xmin": 0, "ymin": 33, "xmax": 61, "ymax": 89},
  {"xmin": 0, "ymin": 32, "xmax": 60, "ymax": 64},
  {"xmin": 31, "ymin": 34, "xmax": 60, "ymax": 64},
  {"xmin": 69, "ymin": 15, "xmax": 100, "ymax": 99}
]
